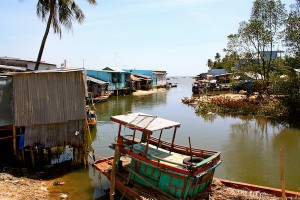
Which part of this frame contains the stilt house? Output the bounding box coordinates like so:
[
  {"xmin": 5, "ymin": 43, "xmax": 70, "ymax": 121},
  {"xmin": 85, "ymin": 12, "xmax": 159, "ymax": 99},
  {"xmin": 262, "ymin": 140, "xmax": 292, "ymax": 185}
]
[{"xmin": 0, "ymin": 69, "xmax": 87, "ymax": 166}]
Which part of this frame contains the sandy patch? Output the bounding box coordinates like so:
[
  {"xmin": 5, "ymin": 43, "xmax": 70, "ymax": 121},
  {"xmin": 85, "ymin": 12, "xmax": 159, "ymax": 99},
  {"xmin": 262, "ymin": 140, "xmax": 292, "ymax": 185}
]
[{"xmin": 132, "ymin": 88, "xmax": 167, "ymax": 96}]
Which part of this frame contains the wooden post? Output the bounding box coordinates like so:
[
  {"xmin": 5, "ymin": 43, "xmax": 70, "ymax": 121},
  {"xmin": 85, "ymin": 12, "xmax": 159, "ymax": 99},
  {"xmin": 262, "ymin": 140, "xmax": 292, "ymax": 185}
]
[
  {"xmin": 170, "ymin": 126, "xmax": 178, "ymax": 153},
  {"xmin": 189, "ymin": 137, "xmax": 192, "ymax": 161},
  {"xmin": 110, "ymin": 144, "xmax": 118, "ymax": 200},
  {"xmin": 12, "ymin": 126, "xmax": 17, "ymax": 157},
  {"xmin": 280, "ymin": 147, "xmax": 286, "ymax": 200},
  {"xmin": 157, "ymin": 130, "xmax": 163, "ymax": 149},
  {"xmin": 21, "ymin": 149, "xmax": 25, "ymax": 166},
  {"xmin": 30, "ymin": 146, "xmax": 35, "ymax": 168}
]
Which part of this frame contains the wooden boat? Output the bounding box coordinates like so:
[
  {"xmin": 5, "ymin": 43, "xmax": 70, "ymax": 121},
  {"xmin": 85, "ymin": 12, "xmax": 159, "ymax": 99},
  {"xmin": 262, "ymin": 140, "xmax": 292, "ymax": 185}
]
[
  {"xmin": 215, "ymin": 178, "xmax": 300, "ymax": 199},
  {"xmin": 93, "ymin": 92, "xmax": 110, "ymax": 103},
  {"xmin": 86, "ymin": 106, "xmax": 97, "ymax": 127},
  {"xmin": 93, "ymin": 113, "xmax": 222, "ymax": 199}
]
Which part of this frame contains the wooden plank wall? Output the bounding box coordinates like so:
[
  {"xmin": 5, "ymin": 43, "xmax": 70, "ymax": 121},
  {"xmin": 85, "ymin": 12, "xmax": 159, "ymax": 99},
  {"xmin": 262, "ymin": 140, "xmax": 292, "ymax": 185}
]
[{"xmin": 13, "ymin": 70, "xmax": 86, "ymax": 126}]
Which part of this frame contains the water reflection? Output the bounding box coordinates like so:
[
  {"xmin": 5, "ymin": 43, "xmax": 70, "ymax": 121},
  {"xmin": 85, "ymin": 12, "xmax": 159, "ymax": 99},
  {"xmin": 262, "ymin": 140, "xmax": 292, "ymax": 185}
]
[{"xmin": 221, "ymin": 118, "xmax": 300, "ymax": 190}]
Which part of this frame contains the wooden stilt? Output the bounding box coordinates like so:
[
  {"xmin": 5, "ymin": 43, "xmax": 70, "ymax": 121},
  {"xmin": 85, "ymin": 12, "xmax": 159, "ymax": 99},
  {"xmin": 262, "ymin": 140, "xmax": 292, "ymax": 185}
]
[
  {"xmin": 30, "ymin": 146, "xmax": 35, "ymax": 168},
  {"xmin": 21, "ymin": 149, "xmax": 25, "ymax": 166},
  {"xmin": 13, "ymin": 126, "xmax": 17, "ymax": 157}
]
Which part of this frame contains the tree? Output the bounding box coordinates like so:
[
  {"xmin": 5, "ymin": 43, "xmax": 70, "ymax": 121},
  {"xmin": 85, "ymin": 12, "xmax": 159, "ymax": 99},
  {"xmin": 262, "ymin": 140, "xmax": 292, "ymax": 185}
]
[
  {"xmin": 226, "ymin": 0, "xmax": 287, "ymax": 93},
  {"xmin": 35, "ymin": 0, "xmax": 97, "ymax": 70},
  {"xmin": 284, "ymin": 0, "xmax": 300, "ymax": 59},
  {"xmin": 207, "ymin": 59, "xmax": 213, "ymax": 69}
]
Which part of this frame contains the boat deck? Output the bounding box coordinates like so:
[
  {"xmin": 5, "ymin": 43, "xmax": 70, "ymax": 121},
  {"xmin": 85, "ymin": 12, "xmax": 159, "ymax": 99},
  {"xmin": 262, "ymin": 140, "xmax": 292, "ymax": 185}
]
[{"xmin": 132, "ymin": 143, "xmax": 189, "ymax": 168}]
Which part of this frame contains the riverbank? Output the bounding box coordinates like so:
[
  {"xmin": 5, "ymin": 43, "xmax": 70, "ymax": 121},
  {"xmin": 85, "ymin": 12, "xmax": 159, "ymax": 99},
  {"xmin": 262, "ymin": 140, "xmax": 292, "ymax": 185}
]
[{"xmin": 1, "ymin": 170, "xmax": 298, "ymax": 200}]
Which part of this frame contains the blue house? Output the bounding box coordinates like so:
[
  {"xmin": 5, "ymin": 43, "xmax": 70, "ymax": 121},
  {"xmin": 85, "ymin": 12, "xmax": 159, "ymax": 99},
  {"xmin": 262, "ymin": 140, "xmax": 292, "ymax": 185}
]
[
  {"xmin": 123, "ymin": 69, "xmax": 167, "ymax": 88},
  {"xmin": 86, "ymin": 68, "xmax": 132, "ymax": 95}
]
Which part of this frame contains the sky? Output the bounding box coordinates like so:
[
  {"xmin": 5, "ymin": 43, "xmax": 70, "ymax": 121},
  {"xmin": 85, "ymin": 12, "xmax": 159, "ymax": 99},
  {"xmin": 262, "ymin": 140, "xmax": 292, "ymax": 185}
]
[{"xmin": 0, "ymin": 0, "xmax": 296, "ymax": 76}]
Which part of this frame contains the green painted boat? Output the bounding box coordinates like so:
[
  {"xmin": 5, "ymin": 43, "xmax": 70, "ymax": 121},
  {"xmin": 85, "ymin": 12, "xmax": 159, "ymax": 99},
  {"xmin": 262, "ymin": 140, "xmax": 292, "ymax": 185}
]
[{"xmin": 94, "ymin": 113, "xmax": 222, "ymax": 199}]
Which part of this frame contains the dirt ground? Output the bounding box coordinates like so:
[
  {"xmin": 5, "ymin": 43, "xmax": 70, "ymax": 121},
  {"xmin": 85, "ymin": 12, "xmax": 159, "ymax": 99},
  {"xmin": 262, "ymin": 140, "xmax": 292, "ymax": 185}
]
[{"xmin": 0, "ymin": 172, "xmax": 51, "ymax": 200}]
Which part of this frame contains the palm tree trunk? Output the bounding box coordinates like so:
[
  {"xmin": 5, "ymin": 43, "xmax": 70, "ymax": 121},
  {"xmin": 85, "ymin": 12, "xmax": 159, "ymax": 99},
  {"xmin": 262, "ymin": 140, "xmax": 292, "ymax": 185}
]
[{"xmin": 35, "ymin": 12, "xmax": 52, "ymax": 70}]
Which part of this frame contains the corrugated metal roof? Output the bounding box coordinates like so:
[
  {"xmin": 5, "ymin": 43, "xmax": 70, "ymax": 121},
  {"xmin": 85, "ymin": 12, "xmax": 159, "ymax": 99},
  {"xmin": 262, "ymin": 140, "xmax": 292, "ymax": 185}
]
[
  {"xmin": 0, "ymin": 65, "xmax": 26, "ymax": 71},
  {"xmin": 153, "ymin": 71, "xmax": 167, "ymax": 75},
  {"xmin": 102, "ymin": 67, "xmax": 125, "ymax": 72},
  {"xmin": 86, "ymin": 76, "xmax": 109, "ymax": 84},
  {"xmin": 135, "ymin": 74, "xmax": 152, "ymax": 80},
  {"xmin": 111, "ymin": 113, "xmax": 181, "ymax": 132},
  {"xmin": 0, "ymin": 57, "xmax": 56, "ymax": 66},
  {"xmin": 2, "ymin": 68, "xmax": 84, "ymax": 76}
]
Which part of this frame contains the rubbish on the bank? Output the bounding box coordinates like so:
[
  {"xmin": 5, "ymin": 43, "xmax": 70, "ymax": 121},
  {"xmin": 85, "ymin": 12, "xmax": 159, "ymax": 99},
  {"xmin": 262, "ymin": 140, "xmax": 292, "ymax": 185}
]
[
  {"xmin": 53, "ymin": 181, "xmax": 65, "ymax": 186},
  {"xmin": 60, "ymin": 193, "xmax": 68, "ymax": 199}
]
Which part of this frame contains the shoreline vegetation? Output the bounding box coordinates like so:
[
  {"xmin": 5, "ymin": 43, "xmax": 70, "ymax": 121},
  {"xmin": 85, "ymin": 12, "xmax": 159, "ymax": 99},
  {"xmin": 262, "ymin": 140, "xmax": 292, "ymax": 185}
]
[{"xmin": 182, "ymin": 93, "xmax": 293, "ymax": 124}]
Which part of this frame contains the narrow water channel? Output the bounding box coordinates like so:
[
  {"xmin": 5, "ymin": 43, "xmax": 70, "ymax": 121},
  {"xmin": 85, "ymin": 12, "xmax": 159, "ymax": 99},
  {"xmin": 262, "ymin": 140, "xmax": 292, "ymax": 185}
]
[{"xmin": 50, "ymin": 77, "xmax": 300, "ymax": 199}]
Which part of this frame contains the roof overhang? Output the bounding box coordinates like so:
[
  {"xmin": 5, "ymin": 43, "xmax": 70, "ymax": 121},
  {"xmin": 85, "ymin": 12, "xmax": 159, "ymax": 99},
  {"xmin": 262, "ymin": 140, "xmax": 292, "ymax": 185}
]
[
  {"xmin": 0, "ymin": 65, "xmax": 26, "ymax": 71},
  {"xmin": 86, "ymin": 76, "xmax": 109, "ymax": 85}
]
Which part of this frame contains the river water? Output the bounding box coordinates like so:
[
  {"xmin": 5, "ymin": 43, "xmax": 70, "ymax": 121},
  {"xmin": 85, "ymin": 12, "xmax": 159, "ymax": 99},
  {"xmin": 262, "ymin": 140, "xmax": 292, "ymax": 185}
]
[{"xmin": 50, "ymin": 77, "xmax": 300, "ymax": 199}]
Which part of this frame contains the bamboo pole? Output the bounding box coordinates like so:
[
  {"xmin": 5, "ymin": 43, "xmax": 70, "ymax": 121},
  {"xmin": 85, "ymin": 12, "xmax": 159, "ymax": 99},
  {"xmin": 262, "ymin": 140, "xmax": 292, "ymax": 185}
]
[
  {"xmin": 110, "ymin": 144, "xmax": 118, "ymax": 200},
  {"xmin": 280, "ymin": 147, "xmax": 286, "ymax": 200}
]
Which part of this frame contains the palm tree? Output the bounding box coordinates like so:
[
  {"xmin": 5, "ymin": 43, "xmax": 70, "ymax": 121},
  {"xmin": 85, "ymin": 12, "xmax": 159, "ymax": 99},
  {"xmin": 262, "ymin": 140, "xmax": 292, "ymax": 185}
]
[
  {"xmin": 35, "ymin": 0, "xmax": 97, "ymax": 70},
  {"xmin": 207, "ymin": 59, "xmax": 213, "ymax": 69}
]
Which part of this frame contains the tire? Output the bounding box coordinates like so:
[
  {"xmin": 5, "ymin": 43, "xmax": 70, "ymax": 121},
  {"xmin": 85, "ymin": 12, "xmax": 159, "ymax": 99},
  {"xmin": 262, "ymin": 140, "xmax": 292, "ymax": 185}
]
[{"xmin": 183, "ymin": 156, "xmax": 204, "ymax": 165}]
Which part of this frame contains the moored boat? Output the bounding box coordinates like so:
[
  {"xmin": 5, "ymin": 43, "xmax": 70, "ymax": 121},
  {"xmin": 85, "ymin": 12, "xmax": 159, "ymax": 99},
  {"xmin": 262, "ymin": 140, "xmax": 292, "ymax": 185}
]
[
  {"xmin": 93, "ymin": 92, "xmax": 110, "ymax": 103},
  {"xmin": 192, "ymin": 81, "xmax": 204, "ymax": 94},
  {"xmin": 93, "ymin": 113, "xmax": 222, "ymax": 199}
]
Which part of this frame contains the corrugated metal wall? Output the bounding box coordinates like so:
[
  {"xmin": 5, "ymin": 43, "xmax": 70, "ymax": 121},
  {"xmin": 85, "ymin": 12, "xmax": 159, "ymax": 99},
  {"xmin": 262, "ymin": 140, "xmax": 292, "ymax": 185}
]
[
  {"xmin": 13, "ymin": 71, "xmax": 86, "ymax": 126},
  {"xmin": 0, "ymin": 76, "xmax": 13, "ymax": 126},
  {"xmin": 24, "ymin": 120, "xmax": 83, "ymax": 147}
]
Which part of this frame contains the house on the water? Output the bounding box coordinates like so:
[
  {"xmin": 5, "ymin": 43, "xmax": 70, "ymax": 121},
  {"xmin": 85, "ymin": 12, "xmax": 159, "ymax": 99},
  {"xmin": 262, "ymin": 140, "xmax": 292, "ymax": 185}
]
[
  {"xmin": 86, "ymin": 76, "xmax": 110, "ymax": 103},
  {"xmin": 0, "ymin": 57, "xmax": 57, "ymax": 72},
  {"xmin": 0, "ymin": 69, "xmax": 88, "ymax": 167},
  {"xmin": 86, "ymin": 68, "xmax": 132, "ymax": 95},
  {"xmin": 123, "ymin": 69, "xmax": 167, "ymax": 89}
]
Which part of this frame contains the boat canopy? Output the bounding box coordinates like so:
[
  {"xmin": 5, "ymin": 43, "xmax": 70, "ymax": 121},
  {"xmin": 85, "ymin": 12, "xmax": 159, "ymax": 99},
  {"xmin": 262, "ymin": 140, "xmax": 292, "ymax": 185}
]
[{"xmin": 111, "ymin": 113, "xmax": 181, "ymax": 133}]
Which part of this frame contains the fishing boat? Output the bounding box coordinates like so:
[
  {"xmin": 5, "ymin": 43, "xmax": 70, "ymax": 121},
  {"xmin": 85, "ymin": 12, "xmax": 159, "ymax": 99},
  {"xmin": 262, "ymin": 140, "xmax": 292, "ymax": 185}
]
[
  {"xmin": 86, "ymin": 106, "xmax": 97, "ymax": 127},
  {"xmin": 192, "ymin": 81, "xmax": 204, "ymax": 94},
  {"xmin": 93, "ymin": 113, "xmax": 222, "ymax": 199}
]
